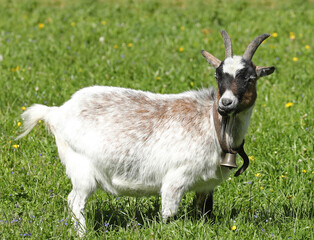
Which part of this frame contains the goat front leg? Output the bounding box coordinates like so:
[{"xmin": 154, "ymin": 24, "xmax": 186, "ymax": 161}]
[
  {"xmin": 195, "ymin": 190, "xmax": 214, "ymax": 218},
  {"xmin": 161, "ymin": 174, "xmax": 187, "ymax": 222}
]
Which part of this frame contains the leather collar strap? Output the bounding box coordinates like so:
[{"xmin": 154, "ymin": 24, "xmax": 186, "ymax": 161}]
[{"xmin": 213, "ymin": 101, "xmax": 250, "ymax": 176}]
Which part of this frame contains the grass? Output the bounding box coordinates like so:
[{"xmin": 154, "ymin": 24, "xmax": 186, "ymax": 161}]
[{"xmin": 0, "ymin": 0, "xmax": 313, "ymax": 239}]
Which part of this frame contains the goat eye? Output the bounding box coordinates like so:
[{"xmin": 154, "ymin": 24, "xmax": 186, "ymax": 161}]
[{"xmin": 246, "ymin": 75, "xmax": 256, "ymax": 82}]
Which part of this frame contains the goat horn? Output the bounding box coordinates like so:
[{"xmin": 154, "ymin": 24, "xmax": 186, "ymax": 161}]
[
  {"xmin": 243, "ymin": 33, "xmax": 270, "ymax": 61},
  {"xmin": 220, "ymin": 30, "xmax": 233, "ymax": 58},
  {"xmin": 201, "ymin": 50, "xmax": 221, "ymax": 69}
]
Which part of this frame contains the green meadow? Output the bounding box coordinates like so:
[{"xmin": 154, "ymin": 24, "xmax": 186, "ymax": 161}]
[{"xmin": 0, "ymin": 0, "xmax": 313, "ymax": 239}]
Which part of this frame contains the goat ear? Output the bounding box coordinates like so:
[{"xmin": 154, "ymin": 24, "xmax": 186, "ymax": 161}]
[
  {"xmin": 256, "ymin": 66, "xmax": 275, "ymax": 78},
  {"xmin": 201, "ymin": 50, "xmax": 221, "ymax": 69}
]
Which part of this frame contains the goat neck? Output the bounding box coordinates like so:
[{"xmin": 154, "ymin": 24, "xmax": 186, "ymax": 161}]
[{"xmin": 212, "ymin": 98, "xmax": 250, "ymax": 177}]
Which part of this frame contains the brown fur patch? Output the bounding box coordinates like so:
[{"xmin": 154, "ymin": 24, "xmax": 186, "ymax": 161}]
[{"xmin": 238, "ymin": 82, "xmax": 257, "ymax": 112}]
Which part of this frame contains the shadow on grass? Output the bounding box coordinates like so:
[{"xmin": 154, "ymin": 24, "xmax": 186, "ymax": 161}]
[{"xmin": 86, "ymin": 192, "xmax": 313, "ymax": 235}]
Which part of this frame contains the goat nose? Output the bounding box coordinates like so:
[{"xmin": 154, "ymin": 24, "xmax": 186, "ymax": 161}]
[{"xmin": 222, "ymin": 98, "xmax": 233, "ymax": 106}]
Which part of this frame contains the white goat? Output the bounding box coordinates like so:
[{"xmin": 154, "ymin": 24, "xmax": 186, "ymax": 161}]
[{"xmin": 17, "ymin": 30, "xmax": 275, "ymax": 235}]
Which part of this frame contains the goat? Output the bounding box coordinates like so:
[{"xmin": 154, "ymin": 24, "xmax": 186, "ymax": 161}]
[{"xmin": 17, "ymin": 30, "xmax": 275, "ymax": 235}]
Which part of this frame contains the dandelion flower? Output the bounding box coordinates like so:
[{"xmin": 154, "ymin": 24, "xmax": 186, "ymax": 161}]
[
  {"xmin": 272, "ymin": 32, "xmax": 278, "ymax": 38},
  {"xmin": 305, "ymin": 45, "xmax": 310, "ymax": 50},
  {"xmin": 38, "ymin": 23, "xmax": 45, "ymax": 29},
  {"xmin": 289, "ymin": 32, "xmax": 295, "ymax": 40},
  {"xmin": 17, "ymin": 122, "xmax": 22, "ymax": 127},
  {"xmin": 302, "ymin": 169, "xmax": 307, "ymax": 173},
  {"xmin": 190, "ymin": 81, "xmax": 194, "ymax": 87},
  {"xmin": 201, "ymin": 28, "xmax": 210, "ymax": 35},
  {"xmin": 71, "ymin": 22, "xmax": 76, "ymax": 27},
  {"xmin": 260, "ymin": 187, "xmax": 264, "ymax": 190},
  {"xmin": 231, "ymin": 225, "xmax": 237, "ymax": 231},
  {"xmin": 101, "ymin": 20, "xmax": 106, "ymax": 25},
  {"xmin": 179, "ymin": 47, "xmax": 184, "ymax": 52},
  {"xmin": 21, "ymin": 106, "xmax": 26, "ymax": 111},
  {"xmin": 292, "ymin": 57, "xmax": 298, "ymax": 62},
  {"xmin": 255, "ymin": 173, "xmax": 261, "ymax": 177},
  {"xmin": 114, "ymin": 44, "xmax": 119, "ymax": 49},
  {"xmin": 180, "ymin": 26, "xmax": 185, "ymax": 31},
  {"xmin": 249, "ymin": 156, "xmax": 255, "ymax": 161},
  {"xmin": 12, "ymin": 144, "xmax": 20, "ymax": 148},
  {"xmin": 128, "ymin": 43, "xmax": 133, "ymax": 47},
  {"xmin": 285, "ymin": 102, "xmax": 293, "ymax": 108},
  {"xmin": 155, "ymin": 76, "xmax": 161, "ymax": 80}
]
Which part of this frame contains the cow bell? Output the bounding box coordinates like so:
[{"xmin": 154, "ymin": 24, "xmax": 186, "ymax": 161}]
[{"xmin": 220, "ymin": 153, "xmax": 238, "ymax": 169}]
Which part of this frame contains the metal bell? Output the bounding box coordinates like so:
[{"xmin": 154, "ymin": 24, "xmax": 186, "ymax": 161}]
[{"xmin": 220, "ymin": 153, "xmax": 238, "ymax": 169}]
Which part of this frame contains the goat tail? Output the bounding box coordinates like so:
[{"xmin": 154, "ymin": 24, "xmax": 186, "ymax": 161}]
[{"xmin": 16, "ymin": 104, "xmax": 52, "ymax": 140}]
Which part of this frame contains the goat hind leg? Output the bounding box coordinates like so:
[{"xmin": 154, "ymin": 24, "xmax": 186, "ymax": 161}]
[{"xmin": 68, "ymin": 188, "xmax": 91, "ymax": 236}]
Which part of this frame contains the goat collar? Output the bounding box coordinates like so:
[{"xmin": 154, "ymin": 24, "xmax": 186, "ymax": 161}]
[{"xmin": 213, "ymin": 100, "xmax": 250, "ymax": 177}]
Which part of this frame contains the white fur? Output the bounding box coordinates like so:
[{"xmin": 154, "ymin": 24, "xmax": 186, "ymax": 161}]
[
  {"xmin": 17, "ymin": 86, "xmax": 251, "ymax": 235},
  {"xmin": 223, "ymin": 56, "xmax": 244, "ymax": 77},
  {"xmin": 225, "ymin": 106, "xmax": 254, "ymax": 148},
  {"xmin": 219, "ymin": 90, "xmax": 239, "ymax": 110}
]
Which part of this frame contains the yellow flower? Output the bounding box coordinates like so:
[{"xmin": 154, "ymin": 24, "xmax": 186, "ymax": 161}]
[
  {"xmin": 281, "ymin": 175, "xmax": 286, "ymax": 178},
  {"xmin": 179, "ymin": 47, "xmax": 184, "ymax": 52},
  {"xmin": 285, "ymin": 102, "xmax": 293, "ymax": 108},
  {"xmin": 249, "ymin": 156, "xmax": 255, "ymax": 161},
  {"xmin": 255, "ymin": 173, "xmax": 261, "ymax": 177},
  {"xmin": 292, "ymin": 57, "xmax": 298, "ymax": 62},
  {"xmin": 180, "ymin": 26, "xmax": 185, "ymax": 31},
  {"xmin": 270, "ymin": 189, "xmax": 274, "ymax": 192},
  {"xmin": 128, "ymin": 43, "xmax": 133, "ymax": 48},
  {"xmin": 156, "ymin": 76, "xmax": 161, "ymax": 80},
  {"xmin": 305, "ymin": 45, "xmax": 310, "ymax": 50},
  {"xmin": 21, "ymin": 106, "xmax": 26, "ymax": 111},
  {"xmin": 38, "ymin": 120, "xmax": 42, "ymax": 124},
  {"xmin": 12, "ymin": 144, "xmax": 20, "ymax": 148},
  {"xmin": 289, "ymin": 32, "xmax": 295, "ymax": 40},
  {"xmin": 11, "ymin": 66, "xmax": 20, "ymax": 72},
  {"xmin": 71, "ymin": 22, "xmax": 76, "ymax": 27},
  {"xmin": 272, "ymin": 32, "xmax": 278, "ymax": 38},
  {"xmin": 190, "ymin": 81, "xmax": 194, "ymax": 87},
  {"xmin": 201, "ymin": 28, "xmax": 210, "ymax": 35},
  {"xmin": 114, "ymin": 44, "xmax": 119, "ymax": 49},
  {"xmin": 17, "ymin": 122, "xmax": 22, "ymax": 127},
  {"xmin": 260, "ymin": 187, "xmax": 264, "ymax": 190},
  {"xmin": 302, "ymin": 169, "xmax": 307, "ymax": 173},
  {"xmin": 101, "ymin": 20, "xmax": 106, "ymax": 25},
  {"xmin": 231, "ymin": 225, "xmax": 237, "ymax": 231},
  {"xmin": 38, "ymin": 23, "xmax": 45, "ymax": 29}
]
